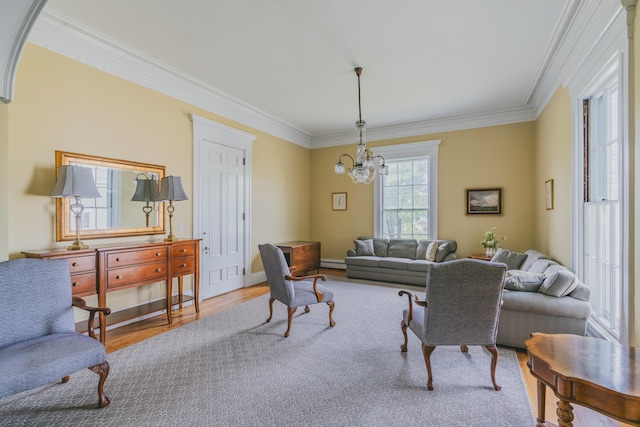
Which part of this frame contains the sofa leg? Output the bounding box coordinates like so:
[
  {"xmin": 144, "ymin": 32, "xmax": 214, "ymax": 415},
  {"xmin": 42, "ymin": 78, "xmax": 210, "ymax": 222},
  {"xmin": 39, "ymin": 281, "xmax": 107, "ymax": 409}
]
[
  {"xmin": 88, "ymin": 360, "xmax": 110, "ymax": 408},
  {"xmin": 61, "ymin": 375, "xmax": 70, "ymax": 383}
]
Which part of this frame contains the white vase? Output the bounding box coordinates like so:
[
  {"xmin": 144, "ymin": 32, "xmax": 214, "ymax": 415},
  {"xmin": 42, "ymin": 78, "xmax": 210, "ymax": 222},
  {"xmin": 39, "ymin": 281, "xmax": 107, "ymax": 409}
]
[{"xmin": 485, "ymin": 247, "xmax": 495, "ymax": 257}]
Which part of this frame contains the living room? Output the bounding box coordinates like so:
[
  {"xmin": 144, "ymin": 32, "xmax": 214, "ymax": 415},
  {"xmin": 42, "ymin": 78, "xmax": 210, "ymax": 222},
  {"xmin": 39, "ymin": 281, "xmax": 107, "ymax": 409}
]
[{"xmin": 1, "ymin": 1, "xmax": 639, "ymax": 425}]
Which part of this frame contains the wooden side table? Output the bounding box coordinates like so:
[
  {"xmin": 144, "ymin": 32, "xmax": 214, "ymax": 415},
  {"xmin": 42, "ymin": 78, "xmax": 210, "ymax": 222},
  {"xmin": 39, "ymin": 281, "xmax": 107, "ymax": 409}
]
[
  {"xmin": 525, "ymin": 333, "xmax": 640, "ymax": 426},
  {"xmin": 467, "ymin": 253, "xmax": 492, "ymax": 261},
  {"xmin": 276, "ymin": 241, "xmax": 321, "ymax": 276}
]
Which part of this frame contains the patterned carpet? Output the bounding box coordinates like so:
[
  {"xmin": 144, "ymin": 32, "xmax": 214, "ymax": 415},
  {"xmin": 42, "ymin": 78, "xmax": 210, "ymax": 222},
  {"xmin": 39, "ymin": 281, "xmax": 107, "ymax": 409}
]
[{"xmin": 0, "ymin": 278, "xmax": 534, "ymax": 426}]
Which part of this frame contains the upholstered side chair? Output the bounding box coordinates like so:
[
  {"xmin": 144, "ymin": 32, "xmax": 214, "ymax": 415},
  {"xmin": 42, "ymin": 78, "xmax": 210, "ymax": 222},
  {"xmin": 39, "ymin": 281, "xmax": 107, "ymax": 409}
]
[
  {"xmin": 399, "ymin": 258, "xmax": 507, "ymax": 391},
  {"xmin": 258, "ymin": 243, "xmax": 335, "ymax": 337},
  {"xmin": 0, "ymin": 258, "xmax": 111, "ymax": 407}
]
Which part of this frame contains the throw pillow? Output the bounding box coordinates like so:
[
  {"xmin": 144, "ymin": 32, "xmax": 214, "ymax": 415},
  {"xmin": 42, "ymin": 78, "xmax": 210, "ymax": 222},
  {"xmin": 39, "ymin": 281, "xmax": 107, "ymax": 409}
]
[
  {"xmin": 538, "ymin": 269, "xmax": 579, "ymax": 297},
  {"xmin": 503, "ymin": 271, "xmax": 545, "ymax": 292},
  {"xmin": 354, "ymin": 239, "xmax": 375, "ymax": 256},
  {"xmin": 435, "ymin": 242, "xmax": 450, "ymax": 262},
  {"xmin": 425, "ymin": 241, "xmax": 438, "ymax": 261},
  {"xmin": 490, "ymin": 248, "xmax": 527, "ymax": 270}
]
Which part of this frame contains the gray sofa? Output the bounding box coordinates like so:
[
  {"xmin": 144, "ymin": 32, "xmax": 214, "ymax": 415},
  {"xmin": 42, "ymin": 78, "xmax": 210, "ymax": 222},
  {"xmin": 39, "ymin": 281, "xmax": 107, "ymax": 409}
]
[
  {"xmin": 345, "ymin": 237, "xmax": 458, "ymax": 286},
  {"xmin": 491, "ymin": 248, "xmax": 592, "ymax": 348}
]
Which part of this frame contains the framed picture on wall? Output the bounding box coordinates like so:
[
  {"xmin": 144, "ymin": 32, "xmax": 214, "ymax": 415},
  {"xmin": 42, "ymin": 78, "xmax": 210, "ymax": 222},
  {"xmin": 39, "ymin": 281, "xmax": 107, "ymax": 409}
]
[
  {"xmin": 332, "ymin": 192, "xmax": 347, "ymax": 211},
  {"xmin": 465, "ymin": 188, "xmax": 503, "ymax": 215},
  {"xmin": 545, "ymin": 179, "xmax": 554, "ymax": 210}
]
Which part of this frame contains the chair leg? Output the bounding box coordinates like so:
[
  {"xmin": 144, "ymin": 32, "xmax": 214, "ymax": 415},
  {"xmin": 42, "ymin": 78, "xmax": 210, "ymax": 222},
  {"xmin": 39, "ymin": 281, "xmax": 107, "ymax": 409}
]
[
  {"xmin": 61, "ymin": 375, "xmax": 70, "ymax": 383},
  {"xmin": 88, "ymin": 360, "xmax": 110, "ymax": 408},
  {"xmin": 422, "ymin": 344, "xmax": 436, "ymax": 391},
  {"xmin": 284, "ymin": 307, "xmax": 296, "ymax": 337},
  {"xmin": 485, "ymin": 345, "xmax": 501, "ymax": 391},
  {"xmin": 327, "ymin": 301, "xmax": 335, "ymax": 327},
  {"xmin": 400, "ymin": 321, "xmax": 408, "ymax": 352},
  {"xmin": 460, "ymin": 345, "xmax": 468, "ymax": 353},
  {"xmin": 304, "ymin": 305, "xmax": 310, "ymax": 313},
  {"xmin": 266, "ymin": 297, "xmax": 275, "ymax": 323}
]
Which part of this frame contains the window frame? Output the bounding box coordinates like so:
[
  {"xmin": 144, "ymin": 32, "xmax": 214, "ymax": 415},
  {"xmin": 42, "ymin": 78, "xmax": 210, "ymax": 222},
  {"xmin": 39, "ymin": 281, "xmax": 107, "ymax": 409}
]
[{"xmin": 373, "ymin": 140, "xmax": 440, "ymax": 240}]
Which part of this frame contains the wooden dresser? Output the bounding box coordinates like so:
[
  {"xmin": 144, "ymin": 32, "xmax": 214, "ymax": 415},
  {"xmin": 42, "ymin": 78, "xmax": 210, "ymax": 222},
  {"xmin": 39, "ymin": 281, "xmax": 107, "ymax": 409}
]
[
  {"xmin": 276, "ymin": 241, "xmax": 321, "ymax": 276},
  {"xmin": 23, "ymin": 239, "xmax": 200, "ymax": 344}
]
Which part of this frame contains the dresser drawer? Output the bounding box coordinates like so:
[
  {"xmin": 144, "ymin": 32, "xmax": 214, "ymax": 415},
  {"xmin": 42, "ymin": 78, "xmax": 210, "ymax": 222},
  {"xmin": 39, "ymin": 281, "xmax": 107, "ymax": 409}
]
[
  {"xmin": 106, "ymin": 247, "xmax": 167, "ymax": 268},
  {"xmin": 67, "ymin": 255, "xmax": 96, "ymax": 273},
  {"xmin": 172, "ymin": 242, "xmax": 195, "ymax": 258},
  {"xmin": 172, "ymin": 257, "xmax": 195, "ymax": 276},
  {"xmin": 106, "ymin": 261, "xmax": 167, "ymax": 290},
  {"xmin": 70, "ymin": 272, "xmax": 97, "ymax": 295}
]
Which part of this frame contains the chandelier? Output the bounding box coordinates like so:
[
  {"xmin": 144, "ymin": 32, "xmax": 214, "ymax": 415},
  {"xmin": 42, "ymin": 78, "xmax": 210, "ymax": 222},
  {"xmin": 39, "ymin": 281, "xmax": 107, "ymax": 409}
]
[{"xmin": 334, "ymin": 67, "xmax": 388, "ymax": 184}]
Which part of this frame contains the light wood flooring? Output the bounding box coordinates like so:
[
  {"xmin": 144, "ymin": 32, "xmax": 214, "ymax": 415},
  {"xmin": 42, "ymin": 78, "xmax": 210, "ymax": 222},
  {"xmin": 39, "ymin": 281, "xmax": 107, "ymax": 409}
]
[{"xmin": 105, "ymin": 269, "xmax": 628, "ymax": 427}]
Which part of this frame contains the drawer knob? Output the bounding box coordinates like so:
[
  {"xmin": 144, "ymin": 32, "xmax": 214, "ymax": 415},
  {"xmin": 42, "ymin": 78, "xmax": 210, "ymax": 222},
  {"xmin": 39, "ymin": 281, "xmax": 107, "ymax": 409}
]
[
  {"xmin": 116, "ymin": 257, "xmax": 121, "ymax": 262},
  {"xmin": 116, "ymin": 275, "xmax": 122, "ymax": 279},
  {"xmin": 156, "ymin": 252, "xmax": 162, "ymax": 256},
  {"xmin": 72, "ymin": 282, "xmax": 80, "ymax": 287},
  {"xmin": 181, "ymin": 249, "xmax": 187, "ymax": 253},
  {"xmin": 71, "ymin": 262, "xmax": 78, "ymax": 267},
  {"xmin": 180, "ymin": 263, "xmax": 187, "ymax": 268},
  {"xmin": 156, "ymin": 268, "xmax": 162, "ymax": 272}
]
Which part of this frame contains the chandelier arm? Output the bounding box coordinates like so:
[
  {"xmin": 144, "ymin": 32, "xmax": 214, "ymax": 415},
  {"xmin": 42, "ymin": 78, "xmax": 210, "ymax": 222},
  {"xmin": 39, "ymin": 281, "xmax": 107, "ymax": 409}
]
[{"xmin": 338, "ymin": 153, "xmax": 355, "ymax": 167}]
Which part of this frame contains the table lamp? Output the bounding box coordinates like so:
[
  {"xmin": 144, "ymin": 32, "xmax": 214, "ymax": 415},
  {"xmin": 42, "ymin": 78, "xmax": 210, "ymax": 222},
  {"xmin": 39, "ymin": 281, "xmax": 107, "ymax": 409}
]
[
  {"xmin": 131, "ymin": 173, "xmax": 159, "ymax": 227},
  {"xmin": 50, "ymin": 165, "xmax": 101, "ymax": 250},
  {"xmin": 158, "ymin": 175, "xmax": 188, "ymax": 242}
]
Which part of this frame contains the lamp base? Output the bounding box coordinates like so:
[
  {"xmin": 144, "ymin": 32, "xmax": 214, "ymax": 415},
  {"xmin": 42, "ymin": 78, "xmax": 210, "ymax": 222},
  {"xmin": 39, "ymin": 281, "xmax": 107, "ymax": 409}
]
[
  {"xmin": 67, "ymin": 241, "xmax": 89, "ymax": 250},
  {"xmin": 164, "ymin": 234, "xmax": 178, "ymax": 242}
]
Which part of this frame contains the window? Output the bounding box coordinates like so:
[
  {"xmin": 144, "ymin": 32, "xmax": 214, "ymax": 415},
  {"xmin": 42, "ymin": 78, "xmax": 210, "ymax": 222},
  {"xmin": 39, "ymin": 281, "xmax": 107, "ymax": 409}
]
[
  {"xmin": 374, "ymin": 140, "xmax": 440, "ymax": 240},
  {"xmin": 581, "ymin": 68, "xmax": 624, "ymax": 341}
]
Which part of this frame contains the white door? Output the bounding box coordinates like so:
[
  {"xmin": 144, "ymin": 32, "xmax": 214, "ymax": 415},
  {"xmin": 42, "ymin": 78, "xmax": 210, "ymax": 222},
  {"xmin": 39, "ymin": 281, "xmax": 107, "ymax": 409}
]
[
  {"xmin": 200, "ymin": 140, "xmax": 244, "ymax": 298},
  {"xmin": 192, "ymin": 114, "xmax": 255, "ymax": 300}
]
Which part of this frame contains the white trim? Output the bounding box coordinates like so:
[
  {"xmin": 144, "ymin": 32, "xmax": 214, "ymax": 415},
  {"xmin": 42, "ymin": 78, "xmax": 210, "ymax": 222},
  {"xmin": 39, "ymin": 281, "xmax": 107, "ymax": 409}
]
[
  {"xmin": 568, "ymin": 10, "xmax": 629, "ymax": 344},
  {"xmin": 373, "ymin": 140, "xmax": 441, "ymax": 240},
  {"xmin": 191, "ymin": 113, "xmax": 256, "ymax": 294},
  {"xmin": 0, "ymin": 0, "xmax": 47, "ymax": 103}
]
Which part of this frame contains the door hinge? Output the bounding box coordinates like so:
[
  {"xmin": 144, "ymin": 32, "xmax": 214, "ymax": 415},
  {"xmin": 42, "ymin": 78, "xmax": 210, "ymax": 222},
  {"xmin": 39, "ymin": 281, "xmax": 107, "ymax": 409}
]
[
  {"xmin": 242, "ymin": 213, "xmax": 245, "ymax": 220},
  {"xmin": 243, "ymin": 268, "xmax": 246, "ymax": 275},
  {"xmin": 243, "ymin": 158, "xmax": 246, "ymax": 165}
]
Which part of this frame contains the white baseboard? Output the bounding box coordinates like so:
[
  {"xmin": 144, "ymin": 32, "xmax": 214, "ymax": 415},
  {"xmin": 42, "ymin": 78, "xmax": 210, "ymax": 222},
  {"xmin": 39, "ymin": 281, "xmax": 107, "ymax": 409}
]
[{"xmin": 321, "ymin": 259, "xmax": 346, "ymax": 270}]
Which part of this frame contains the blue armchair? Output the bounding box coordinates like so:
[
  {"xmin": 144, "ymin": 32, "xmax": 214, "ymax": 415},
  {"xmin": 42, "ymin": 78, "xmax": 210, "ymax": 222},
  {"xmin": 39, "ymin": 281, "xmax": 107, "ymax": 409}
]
[{"xmin": 0, "ymin": 258, "xmax": 111, "ymax": 407}]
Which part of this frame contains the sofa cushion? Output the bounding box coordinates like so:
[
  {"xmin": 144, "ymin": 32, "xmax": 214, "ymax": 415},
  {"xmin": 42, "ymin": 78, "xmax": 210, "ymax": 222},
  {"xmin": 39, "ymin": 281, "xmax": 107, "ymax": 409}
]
[
  {"xmin": 426, "ymin": 241, "xmax": 438, "ymax": 261},
  {"xmin": 354, "ymin": 239, "xmax": 375, "ymax": 256},
  {"xmin": 491, "ymin": 248, "xmax": 527, "ymax": 270},
  {"xmin": 520, "ymin": 249, "xmax": 550, "ymax": 271},
  {"xmin": 528, "ymin": 259, "xmax": 558, "ymax": 274},
  {"xmin": 502, "ymin": 290, "xmax": 591, "ymax": 318},
  {"xmin": 416, "ymin": 240, "xmax": 430, "ymax": 259},
  {"xmin": 388, "ymin": 239, "xmax": 417, "ymax": 259},
  {"xmin": 539, "ymin": 269, "xmax": 579, "ymax": 297},
  {"xmin": 344, "ymin": 256, "xmax": 380, "ymax": 268},
  {"xmin": 435, "ymin": 243, "xmax": 450, "ymax": 262},
  {"xmin": 504, "ymin": 273, "xmax": 545, "ymax": 292},
  {"xmin": 379, "ymin": 257, "xmax": 411, "ymax": 270},
  {"xmin": 408, "ymin": 260, "xmax": 431, "ymax": 272},
  {"xmin": 356, "ymin": 237, "xmax": 389, "ymax": 257}
]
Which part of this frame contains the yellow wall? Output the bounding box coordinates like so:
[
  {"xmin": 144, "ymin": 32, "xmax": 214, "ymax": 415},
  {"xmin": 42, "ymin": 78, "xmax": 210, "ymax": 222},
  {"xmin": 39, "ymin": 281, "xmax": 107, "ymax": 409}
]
[
  {"xmin": 533, "ymin": 87, "xmax": 573, "ymax": 267},
  {"xmin": 7, "ymin": 44, "xmax": 311, "ymax": 310},
  {"xmin": 311, "ymin": 122, "xmax": 536, "ymax": 260}
]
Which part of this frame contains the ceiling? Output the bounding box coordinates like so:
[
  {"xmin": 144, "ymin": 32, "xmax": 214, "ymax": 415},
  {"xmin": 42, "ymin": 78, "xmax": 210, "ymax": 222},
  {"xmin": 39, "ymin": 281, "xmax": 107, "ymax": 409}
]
[{"xmin": 39, "ymin": 0, "xmax": 575, "ymax": 144}]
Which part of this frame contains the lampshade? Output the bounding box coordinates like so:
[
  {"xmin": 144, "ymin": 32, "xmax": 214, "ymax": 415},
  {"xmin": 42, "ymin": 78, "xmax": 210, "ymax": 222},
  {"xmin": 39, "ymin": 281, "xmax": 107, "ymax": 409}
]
[
  {"xmin": 50, "ymin": 165, "xmax": 101, "ymax": 198},
  {"xmin": 131, "ymin": 176, "xmax": 159, "ymax": 202},
  {"xmin": 158, "ymin": 176, "xmax": 188, "ymax": 201}
]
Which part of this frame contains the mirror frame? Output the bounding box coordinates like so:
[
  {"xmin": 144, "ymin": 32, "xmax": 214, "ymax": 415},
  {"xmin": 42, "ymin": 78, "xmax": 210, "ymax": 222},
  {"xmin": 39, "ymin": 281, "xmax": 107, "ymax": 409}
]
[{"xmin": 55, "ymin": 151, "xmax": 166, "ymax": 241}]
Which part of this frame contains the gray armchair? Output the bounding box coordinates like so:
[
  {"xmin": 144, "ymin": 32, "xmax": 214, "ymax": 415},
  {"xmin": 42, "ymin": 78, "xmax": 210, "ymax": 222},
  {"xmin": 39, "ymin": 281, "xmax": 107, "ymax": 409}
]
[
  {"xmin": 0, "ymin": 258, "xmax": 111, "ymax": 407},
  {"xmin": 399, "ymin": 258, "xmax": 507, "ymax": 391},
  {"xmin": 258, "ymin": 243, "xmax": 335, "ymax": 337}
]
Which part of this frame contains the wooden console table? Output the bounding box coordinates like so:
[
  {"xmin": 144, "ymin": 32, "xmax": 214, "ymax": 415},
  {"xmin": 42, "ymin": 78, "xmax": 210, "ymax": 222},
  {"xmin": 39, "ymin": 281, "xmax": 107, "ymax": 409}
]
[
  {"xmin": 23, "ymin": 239, "xmax": 200, "ymax": 344},
  {"xmin": 276, "ymin": 241, "xmax": 320, "ymax": 276},
  {"xmin": 525, "ymin": 333, "xmax": 640, "ymax": 426}
]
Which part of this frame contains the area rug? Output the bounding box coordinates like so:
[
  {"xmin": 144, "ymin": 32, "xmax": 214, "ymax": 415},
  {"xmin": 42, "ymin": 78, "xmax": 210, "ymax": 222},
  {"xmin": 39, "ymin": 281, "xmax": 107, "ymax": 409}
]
[{"xmin": 0, "ymin": 278, "xmax": 534, "ymax": 426}]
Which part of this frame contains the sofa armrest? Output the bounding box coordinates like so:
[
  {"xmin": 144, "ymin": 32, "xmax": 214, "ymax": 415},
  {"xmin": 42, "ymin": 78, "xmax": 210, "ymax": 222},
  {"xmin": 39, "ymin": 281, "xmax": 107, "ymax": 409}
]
[
  {"xmin": 72, "ymin": 296, "xmax": 111, "ymax": 341},
  {"xmin": 347, "ymin": 249, "xmax": 356, "ymax": 257}
]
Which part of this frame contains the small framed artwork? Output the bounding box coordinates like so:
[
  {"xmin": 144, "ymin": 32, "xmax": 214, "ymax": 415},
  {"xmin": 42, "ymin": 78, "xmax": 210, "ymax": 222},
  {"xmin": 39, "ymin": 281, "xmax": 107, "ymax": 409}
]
[
  {"xmin": 332, "ymin": 192, "xmax": 347, "ymax": 211},
  {"xmin": 545, "ymin": 179, "xmax": 554, "ymax": 210},
  {"xmin": 465, "ymin": 188, "xmax": 503, "ymax": 215}
]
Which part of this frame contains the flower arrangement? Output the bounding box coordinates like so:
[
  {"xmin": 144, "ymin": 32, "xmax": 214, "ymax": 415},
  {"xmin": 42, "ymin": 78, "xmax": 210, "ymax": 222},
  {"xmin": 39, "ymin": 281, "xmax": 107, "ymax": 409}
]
[{"xmin": 481, "ymin": 226, "xmax": 506, "ymax": 249}]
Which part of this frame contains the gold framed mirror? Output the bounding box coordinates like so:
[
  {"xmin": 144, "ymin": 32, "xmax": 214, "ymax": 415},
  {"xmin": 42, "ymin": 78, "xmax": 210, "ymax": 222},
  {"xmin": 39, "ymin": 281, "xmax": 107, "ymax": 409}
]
[{"xmin": 55, "ymin": 151, "xmax": 166, "ymax": 241}]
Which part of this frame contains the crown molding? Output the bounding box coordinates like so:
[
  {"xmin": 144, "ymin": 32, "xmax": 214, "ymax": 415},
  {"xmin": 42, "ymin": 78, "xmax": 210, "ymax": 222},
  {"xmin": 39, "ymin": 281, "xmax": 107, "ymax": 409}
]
[
  {"xmin": 311, "ymin": 104, "xmax": 537, "ymax": 148},
  {"xmin": 531, "ymin": 0, "xmax": 623, "ymax": 118},
  {"xmin": 27, "ymin": 10, "xmax": 312, "ymax": 148}
]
